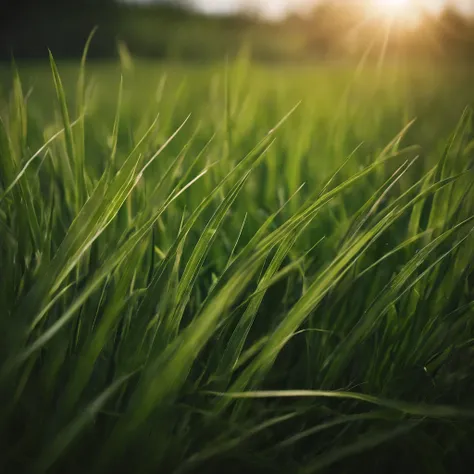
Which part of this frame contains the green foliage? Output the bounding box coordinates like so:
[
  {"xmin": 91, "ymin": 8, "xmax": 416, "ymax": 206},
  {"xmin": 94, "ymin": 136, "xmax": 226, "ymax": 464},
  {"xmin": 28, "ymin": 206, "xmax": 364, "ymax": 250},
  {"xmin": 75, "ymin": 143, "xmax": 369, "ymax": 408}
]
[
  {"xmin": 3, "ymin": 1, "xmax": 474, "ymax": 61},
  {"xmin": 0, "ymin": 51, "xmax": 473, "ymax": 474}
]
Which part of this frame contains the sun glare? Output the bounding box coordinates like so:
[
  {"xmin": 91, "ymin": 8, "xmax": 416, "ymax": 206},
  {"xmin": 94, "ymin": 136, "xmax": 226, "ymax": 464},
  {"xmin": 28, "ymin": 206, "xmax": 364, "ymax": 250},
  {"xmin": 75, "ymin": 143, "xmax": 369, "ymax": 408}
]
[{"xmin": 370, "ymin": 0, "xmax": 421, "ymax": 24}]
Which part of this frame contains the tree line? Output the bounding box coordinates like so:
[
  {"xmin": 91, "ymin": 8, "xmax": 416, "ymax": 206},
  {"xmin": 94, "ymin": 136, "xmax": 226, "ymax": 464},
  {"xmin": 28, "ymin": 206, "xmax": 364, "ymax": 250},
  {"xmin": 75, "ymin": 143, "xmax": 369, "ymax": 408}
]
[{"xmin": 1, "ymin": 0, "xmax": 474, "ymax": 61}]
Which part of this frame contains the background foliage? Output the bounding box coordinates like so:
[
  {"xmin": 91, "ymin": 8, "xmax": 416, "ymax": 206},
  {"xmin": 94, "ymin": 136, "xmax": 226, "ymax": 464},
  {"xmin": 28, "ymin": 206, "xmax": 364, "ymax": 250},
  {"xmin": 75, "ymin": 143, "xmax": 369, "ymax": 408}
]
[{"xmin": 2, "ymin": 0, "xmax": 474, "ymax": 61}]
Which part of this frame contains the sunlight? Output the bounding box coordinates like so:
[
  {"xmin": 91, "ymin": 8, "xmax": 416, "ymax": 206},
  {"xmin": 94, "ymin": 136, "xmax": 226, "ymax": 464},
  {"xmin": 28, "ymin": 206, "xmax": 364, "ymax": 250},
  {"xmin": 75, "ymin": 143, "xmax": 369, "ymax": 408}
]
[{"xmin": 369, "ymin": 0, "xmax": 422, "ymax": 24}]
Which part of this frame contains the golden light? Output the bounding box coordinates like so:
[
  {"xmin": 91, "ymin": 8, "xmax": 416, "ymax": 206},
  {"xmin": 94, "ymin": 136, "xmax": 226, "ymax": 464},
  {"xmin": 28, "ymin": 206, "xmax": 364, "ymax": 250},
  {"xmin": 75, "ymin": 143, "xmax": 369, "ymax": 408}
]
[{"xmin": 369, "ymin": 0, "xmax": 422, "ymax": 24}]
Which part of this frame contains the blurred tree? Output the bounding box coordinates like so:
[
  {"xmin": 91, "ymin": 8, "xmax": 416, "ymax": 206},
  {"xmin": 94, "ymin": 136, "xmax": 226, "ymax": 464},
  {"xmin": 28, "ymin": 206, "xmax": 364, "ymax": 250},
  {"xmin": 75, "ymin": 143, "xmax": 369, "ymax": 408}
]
[
  {"xmin": 435, "ymin": 8, "xmax": 474, "ymax": 58},
  {"xmin": 1, "ymin": 0, "xmax": 473, "ymax": 61},
  {"xmin": 1, "ymin": 0, "xmax": 118, "ymax": 58}
]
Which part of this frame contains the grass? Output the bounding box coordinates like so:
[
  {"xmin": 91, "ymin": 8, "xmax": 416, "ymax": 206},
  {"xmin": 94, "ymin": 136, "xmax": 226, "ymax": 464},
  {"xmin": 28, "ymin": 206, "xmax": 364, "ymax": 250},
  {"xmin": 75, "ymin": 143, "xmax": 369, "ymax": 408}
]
[{"xmin": 0, "ymin": 47, "xmax": 473, "ymax": 474}]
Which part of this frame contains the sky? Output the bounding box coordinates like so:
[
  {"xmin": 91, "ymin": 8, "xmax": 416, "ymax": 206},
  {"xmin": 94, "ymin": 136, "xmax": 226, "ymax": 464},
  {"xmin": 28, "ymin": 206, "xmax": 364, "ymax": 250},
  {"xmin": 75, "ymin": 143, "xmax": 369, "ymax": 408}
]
[
  {"xmin": 193, "ymin": 0, "xmax": 474, "ymax": 18},
  {"xmin": 132, "ymin": 0, "xmax": 474, "ymax": 20}
]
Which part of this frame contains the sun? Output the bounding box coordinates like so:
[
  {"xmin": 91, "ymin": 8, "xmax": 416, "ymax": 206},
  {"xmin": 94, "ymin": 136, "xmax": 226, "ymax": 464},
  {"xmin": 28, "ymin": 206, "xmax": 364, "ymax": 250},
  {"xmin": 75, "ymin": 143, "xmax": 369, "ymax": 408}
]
[
  {"xmin": 369, "ymin": 0, "xmax": 421, "ymax": 23},
  {"xmin": 372, "ymin": 0, "xmax": 411, "ymax": 15}
]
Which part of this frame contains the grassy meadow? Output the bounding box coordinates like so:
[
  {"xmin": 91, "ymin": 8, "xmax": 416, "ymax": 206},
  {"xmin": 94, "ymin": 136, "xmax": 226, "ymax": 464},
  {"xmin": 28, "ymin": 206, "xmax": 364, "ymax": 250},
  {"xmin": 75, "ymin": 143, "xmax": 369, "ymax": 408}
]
[{"xmin": 0, "ymin": 50, "xmax": 474, "ymax": 473}]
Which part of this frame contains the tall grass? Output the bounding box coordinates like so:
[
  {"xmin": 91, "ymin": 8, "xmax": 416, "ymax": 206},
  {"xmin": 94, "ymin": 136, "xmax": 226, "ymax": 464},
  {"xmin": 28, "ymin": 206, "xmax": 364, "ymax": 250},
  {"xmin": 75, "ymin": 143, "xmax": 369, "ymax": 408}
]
[{"xmin": 0, "ymin": 49, "xmax": 473, "ymax": 474}]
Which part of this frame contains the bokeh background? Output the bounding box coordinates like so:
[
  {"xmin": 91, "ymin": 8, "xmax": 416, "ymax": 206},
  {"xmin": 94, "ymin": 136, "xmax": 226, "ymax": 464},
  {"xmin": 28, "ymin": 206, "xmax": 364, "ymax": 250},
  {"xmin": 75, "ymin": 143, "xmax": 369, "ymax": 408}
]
[{"xmin": 2, "ymin": 0, "xmax": 474, "ymax": 62}]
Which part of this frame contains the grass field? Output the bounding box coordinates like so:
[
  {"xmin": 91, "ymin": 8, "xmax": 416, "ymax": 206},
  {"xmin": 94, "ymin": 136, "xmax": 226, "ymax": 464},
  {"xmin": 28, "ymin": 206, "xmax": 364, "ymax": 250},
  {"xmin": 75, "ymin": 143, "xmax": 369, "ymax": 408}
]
[{"xmin": 1, "ymin": 50, "xmax": 474, "ymax": 474}]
